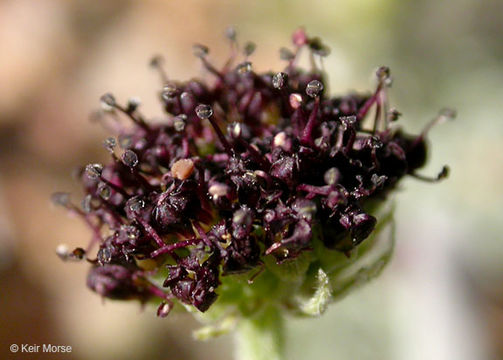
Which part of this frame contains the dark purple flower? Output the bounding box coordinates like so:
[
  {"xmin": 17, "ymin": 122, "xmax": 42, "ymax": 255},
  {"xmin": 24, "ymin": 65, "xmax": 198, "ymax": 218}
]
[{"xmin": 53, "ymin": 28, "xmax": 450, "ymax": 316}]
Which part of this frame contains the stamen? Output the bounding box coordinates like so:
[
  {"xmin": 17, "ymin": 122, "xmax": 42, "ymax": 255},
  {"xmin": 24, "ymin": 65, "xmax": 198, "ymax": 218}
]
[
  {"xmin": 387, "ymin": 108, "xmax": 401, "ymax": 122},
  {"xmin": 137, "ymin": 218, "xmax": 165, "ymax": 248},
  {"xmin": 97, "ymin": 182, "xmax": 111, "ymax": 200},
  {"xmin": 192, "ymin": 44, "xmax": 209, "ymax": 58},
  {"xmin": 225, "ymin": 26, "xmax": 237, "ymax": 43},
  {"xmin": 410, "ymin": 165, "xmax": 450, "ymax": 182},
  {"xmin": 117, "ymin": 150, "xmax": 156, "ymax": 191},
  {"xmin": 279, "ymin": 47, "xmax": 295, "ymax": 61},
  {"xmin": 412, "ymin": 108, "xmax": 456, "ymax": 148},
  {"xmin": 372, "ymin": 92, "xmax": 381, "ymax": 133},
  {"xmin": 193, "ymin": 44, "xmax": 224, "ymax": 79},
  {"xmin": 340, "ymin": 116, "xmax": 357, "ymax": 152},
  {"xmin": 247, "ymin": 265, "xmax": 265, "ymax": 284},
  {"xmin": 223, "ymin": 26, "xmax": 238, "ymax": 70},
  {"xmin": 103, "ymin": 137, "xmax": 117, "ymax": 153},
  {"xmin": 173, "ymin": 114, "xmax": 187, "ymax": 132},
  {"xmin": 150, "ymin": 238, "xmax": 200, "ymax": 258},
  {"xmin": 56, "ymin": 244, "xmax": 86, "ymax": 262},
  {"xmin": 100, "ymin": 93, "xmax": 116, "ymax": 110},
  {"xmin": 193, "ymin": 222, "xmax": 212, "ymax": 247},
  {"xmin": 157, "ymin": 301, "xmax": 173, "ymax": 318},
  {"xmin": 149, "ymin": 55, "xmax": 168, "ymax": 84},
  {"xmin": 300, "ymin": 97, "xmax": 320, "ymax": 145},
  {"xmin": 51, "ymin": 192, "xmax": 71, "ymax": 208},
  {"xmin": 357, "ymin": 67, "xmax": 392, "ymax": 128},
  {"xmin": 423, "ymin": 108, "xmax": 456, "ymax": 137},
  {"xmin": 126, "ymin": 97, "xmax": 141, "ymax": 113},
  {"xmin": 357, "ymin": 84, "xmax": 382, "ymax": 121},
  {"xmin": 305, "ymin": 79, "xmax": 324, "ymax": 98},
  {"xmin": 161, "ymin": 83, "xmax": 178, "ymax": 101},
  {"xmin": 236, "ymin": 61, "xmax": 252, "ymax": 75},
  {"xmin": 52, "ymin": 195, "xmax": 104, "ymax": 251},
  {"xmin": 88, "ymin": 164, "xmax": 130, "ymax": 198},
  {"xmin": 292, "ymin": 27, "xmax": 308, "ymax": 47},
  {"xmin": 243, "ymin": 42, "xmax": 256, "ymax": 58},
  {"xmin": 272, "ymin": 72, "xmax": 288, "ymax": 90},
  {"xmin": 121, "ymin": 150, "xmax": 139, "ymax": 168},
  {"xmin": 297, "ymin": 183, "xmax": 331, "ymax": 196},
  {"xmin": 195, "ymin": 104, "xmax": 233, "ymax": 155},
  {"xmin": 100, "ymin": 93, "xmax": 149, "ymax": 129},
  {"xmin": 265, "ymin": 242, "xmax": 283, "ymax": 255},
  {"xmin": 289, "ymin": 93, "xmax": 303, "ymax": 109}
]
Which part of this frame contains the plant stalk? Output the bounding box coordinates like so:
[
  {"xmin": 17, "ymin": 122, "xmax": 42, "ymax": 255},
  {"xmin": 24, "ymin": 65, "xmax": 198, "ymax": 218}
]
[{"xmin": 235, "ymin": 305, "xmax": 284, "ymax": 360}]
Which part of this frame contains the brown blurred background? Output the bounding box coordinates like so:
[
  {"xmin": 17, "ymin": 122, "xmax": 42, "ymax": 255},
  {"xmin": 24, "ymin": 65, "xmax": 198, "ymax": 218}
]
[{"xmin": 1, "ymin": 0, "xmax": 502, "ymax": 359}]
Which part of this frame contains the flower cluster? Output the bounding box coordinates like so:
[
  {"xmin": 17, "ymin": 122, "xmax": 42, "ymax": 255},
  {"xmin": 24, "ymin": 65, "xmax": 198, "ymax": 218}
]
[{"xmin": 53, "ymin": 28, "xmax": 450, "ymax": 317}]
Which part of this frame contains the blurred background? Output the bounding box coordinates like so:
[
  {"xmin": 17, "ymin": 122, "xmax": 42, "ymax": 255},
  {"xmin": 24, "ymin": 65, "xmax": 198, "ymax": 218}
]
[{"xmin": 0, "ymin": 0, "xmax": 502, "ymax": 359}]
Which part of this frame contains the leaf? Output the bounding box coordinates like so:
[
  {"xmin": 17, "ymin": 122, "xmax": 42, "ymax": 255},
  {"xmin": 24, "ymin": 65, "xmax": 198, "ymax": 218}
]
[
  {"xmin": 263, "ymin": 251, "xmax": 313, "ymax": 282},
  {"xmin": 329, "ymin": 208, "xmax": 395, "ymax": 301},
  {"xmin": 193, "ymin": 316, "xmax": 237, "ymax": 341},
  {"xmin": 299, "ymin": 268, "xmax": 332, "ymax": 316}
]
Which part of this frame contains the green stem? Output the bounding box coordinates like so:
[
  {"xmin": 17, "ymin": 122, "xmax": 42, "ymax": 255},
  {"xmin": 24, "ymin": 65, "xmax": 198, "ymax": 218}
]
[{"xmin": 235, "ymin": 305, "xmax": 284, "ymax": 360}]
